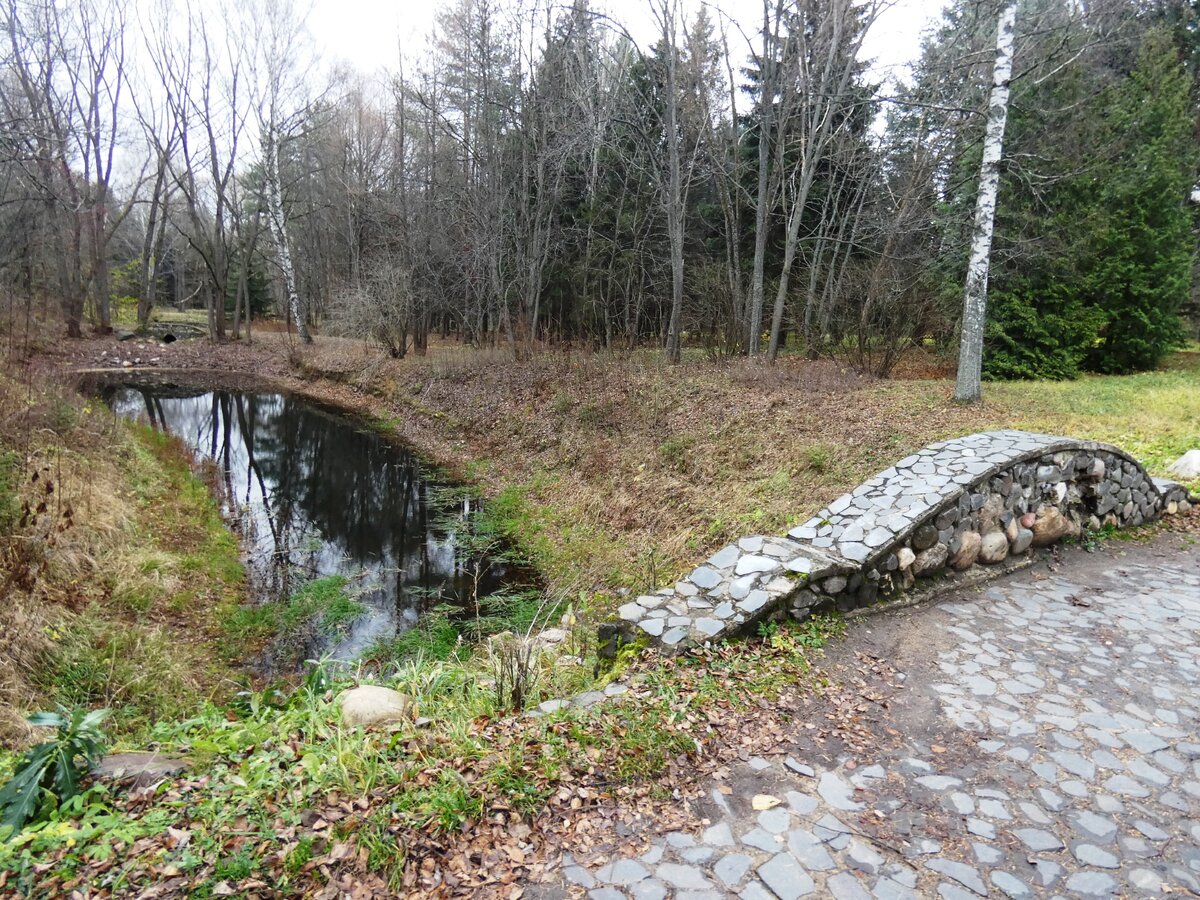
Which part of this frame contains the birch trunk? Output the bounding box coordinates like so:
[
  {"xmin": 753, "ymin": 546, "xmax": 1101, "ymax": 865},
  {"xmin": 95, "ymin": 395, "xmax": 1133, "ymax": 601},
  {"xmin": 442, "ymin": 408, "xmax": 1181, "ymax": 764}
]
[
  {"xmin": 954, "ymin": 0, "xmax": 1017, "ymax": 403},
  {"xmin": 657, "ymin": 0, "xmax": 687, "ymax": 364},
  {"xmin": 264, "ymin": 130, "xmax": 311, "ymax": 343}
]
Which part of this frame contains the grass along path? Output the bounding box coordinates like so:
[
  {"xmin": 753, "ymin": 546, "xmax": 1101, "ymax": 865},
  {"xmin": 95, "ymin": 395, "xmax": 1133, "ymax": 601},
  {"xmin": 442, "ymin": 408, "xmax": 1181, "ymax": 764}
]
[{"xmin": 0, "ymin": 616, "xmax": 847, "ymax": 897}]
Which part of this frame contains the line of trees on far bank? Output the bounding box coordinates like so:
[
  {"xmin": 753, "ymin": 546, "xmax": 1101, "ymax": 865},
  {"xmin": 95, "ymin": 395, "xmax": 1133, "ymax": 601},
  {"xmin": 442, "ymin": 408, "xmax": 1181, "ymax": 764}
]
[{"xmin": 1, "ymin": 0, "xmax": 1197, "ymax": 385}]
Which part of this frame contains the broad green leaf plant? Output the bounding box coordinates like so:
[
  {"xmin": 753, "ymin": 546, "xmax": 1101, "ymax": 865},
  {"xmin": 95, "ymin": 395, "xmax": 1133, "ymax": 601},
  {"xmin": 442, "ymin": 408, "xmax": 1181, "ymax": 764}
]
[{"xmin": 0, "ymin": 706, "xmax": 108, "ymax": 837}]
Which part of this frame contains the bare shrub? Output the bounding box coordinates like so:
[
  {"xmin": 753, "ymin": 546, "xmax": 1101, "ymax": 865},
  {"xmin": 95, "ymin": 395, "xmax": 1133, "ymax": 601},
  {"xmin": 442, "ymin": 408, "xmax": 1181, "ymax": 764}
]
[
  {"xmin": 486, "ymin": 632, "xmax": 540, "ymax": 713},
  {"xmin": 328, "ymin": 262, "xmax": 417, "ymax": 359}
]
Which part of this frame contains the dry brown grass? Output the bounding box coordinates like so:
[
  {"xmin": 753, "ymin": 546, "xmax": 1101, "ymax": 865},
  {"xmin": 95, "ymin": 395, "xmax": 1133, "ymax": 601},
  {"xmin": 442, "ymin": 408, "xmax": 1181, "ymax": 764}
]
[
  {"xmin": 0, "ymin": 365, "xmax": 125, "ymax": 743},
  {"xmin": 280, "ymin": 346, "xmax": 999, "ymax": 595},
  {"xmin": 279, "ymin": 342, "xmax": 1198, "ymax": 605},
  {"xmin": 0, "ymin": 341, "xmax": 249, "ymax": 746}
]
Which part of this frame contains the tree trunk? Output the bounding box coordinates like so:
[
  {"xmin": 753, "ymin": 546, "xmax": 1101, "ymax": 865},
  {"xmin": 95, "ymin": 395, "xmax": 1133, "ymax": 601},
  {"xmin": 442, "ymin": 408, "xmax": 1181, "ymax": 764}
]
[
  {"xmin": 137, "ymin": 163, "xmax": 168, "ymax": 329},
  {"xmin": 91, "ymin": 180, "xmax": 113, "ymax": 333},
  {"xmin": 746, "ymin": 0, "xmax": 775, "ymax": 357},
  {"xmin": 954, "ymin": 0, "xmax": 1017, "ymax": 403},
  {"xmin": 264, "ymin": 132, "xmax": 311, "ymax": 344},
  {"xmin": 660, "ymin": 1, "xmax": 687, "ymax": 365}
]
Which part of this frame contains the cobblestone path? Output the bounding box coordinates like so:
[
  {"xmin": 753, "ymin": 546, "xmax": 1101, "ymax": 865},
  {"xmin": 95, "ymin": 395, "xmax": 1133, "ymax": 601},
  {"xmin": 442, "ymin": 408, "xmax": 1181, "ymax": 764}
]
[{"xmin": 548, "ymin": 541, "xmax": 1200, "ymax": 898}]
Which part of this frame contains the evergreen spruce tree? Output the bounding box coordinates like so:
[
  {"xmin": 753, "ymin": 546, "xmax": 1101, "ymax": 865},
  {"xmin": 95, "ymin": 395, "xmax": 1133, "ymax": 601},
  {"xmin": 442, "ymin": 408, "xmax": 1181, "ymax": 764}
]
[{"xmin": 1083, "ymin": 27, "xmax": 1195, "ymax": 373}]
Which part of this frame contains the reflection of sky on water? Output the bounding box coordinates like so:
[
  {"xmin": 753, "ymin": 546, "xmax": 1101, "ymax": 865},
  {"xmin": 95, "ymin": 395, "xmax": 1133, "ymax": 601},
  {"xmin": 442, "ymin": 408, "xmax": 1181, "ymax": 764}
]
[{"xmin": 107, "ymin": 385, "xmax": 503, "ymax": 663}]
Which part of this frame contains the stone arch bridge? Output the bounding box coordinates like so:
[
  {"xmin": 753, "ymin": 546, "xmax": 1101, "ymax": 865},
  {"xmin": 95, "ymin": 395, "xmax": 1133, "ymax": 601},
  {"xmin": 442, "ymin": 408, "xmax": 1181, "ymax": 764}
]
[{"xmin": 609, "ymin": 431, "xmax": 1194, "ymax": 652}]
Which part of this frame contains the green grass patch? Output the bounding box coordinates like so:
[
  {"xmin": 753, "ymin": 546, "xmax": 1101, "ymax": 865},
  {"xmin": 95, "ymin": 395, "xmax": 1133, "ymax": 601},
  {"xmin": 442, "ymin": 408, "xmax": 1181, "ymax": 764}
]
[
  {"xmin": 32, "ymin": 424, "xmax": 250, "ymax": 740},
  {"xmin": 987, "ymin": 364, "xmax": 1200, "ymax": 489},
  {"xmin": 0, "ymin": 450, "xmax": 21, "ymax": 535},
  {"xmin": 224, "ymin": 575, "xmax": 364, "ymax": 669},
  {"xmin": 0, "ymin": 610, "xmax": 842, "ymax": 894}
]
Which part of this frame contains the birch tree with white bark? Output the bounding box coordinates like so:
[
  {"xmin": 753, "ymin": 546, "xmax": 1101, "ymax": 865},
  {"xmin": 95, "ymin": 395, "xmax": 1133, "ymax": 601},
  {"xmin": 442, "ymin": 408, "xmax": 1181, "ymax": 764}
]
[
  {"xmin": 953, "ymin": 0, "xmax": 1017, "ymax": 403},
  {"xmin": 245, "ymin": 0, "xmax": 314, "ymax": 343}
]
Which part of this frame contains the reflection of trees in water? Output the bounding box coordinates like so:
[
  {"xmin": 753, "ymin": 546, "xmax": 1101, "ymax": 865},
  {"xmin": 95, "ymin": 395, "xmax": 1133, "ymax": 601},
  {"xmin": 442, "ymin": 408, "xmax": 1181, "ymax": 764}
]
[{"xmin": 106, "ymin": 385, "xmax": 503, "ymax": 634}]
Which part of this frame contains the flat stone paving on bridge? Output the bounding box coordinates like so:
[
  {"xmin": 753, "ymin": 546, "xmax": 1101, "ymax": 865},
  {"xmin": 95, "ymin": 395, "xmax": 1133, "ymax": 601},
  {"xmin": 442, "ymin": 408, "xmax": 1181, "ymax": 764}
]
[{"xmin": 549, "ymin": 537, "xmax": 1200, "ymax": 899}]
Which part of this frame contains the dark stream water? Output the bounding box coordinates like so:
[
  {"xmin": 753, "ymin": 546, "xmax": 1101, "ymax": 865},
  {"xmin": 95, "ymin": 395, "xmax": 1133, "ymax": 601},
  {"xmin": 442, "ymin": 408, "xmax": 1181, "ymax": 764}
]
[{"xmin": 100, "ymin": 379, "xmax": 511, "ymax": 666}]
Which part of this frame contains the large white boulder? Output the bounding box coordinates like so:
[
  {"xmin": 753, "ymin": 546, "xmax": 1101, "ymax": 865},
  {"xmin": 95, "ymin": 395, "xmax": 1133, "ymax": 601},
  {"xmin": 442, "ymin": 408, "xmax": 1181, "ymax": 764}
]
[
  {"xmin": 340, "ymin": 685, "xmax": 413, "ymax": 727},
  {"xmin": 1168, "ymin": 450, "xmax": 1200, "ymax": 480}
]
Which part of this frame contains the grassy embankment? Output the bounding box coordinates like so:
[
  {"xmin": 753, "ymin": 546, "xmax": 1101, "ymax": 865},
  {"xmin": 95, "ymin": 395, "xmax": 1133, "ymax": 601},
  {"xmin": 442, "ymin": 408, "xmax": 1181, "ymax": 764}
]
[
  {"xmin": 292, "ymin": 342, "xmax": 1200, "ymax": 610},
  {"xmin": 0, "ymin": 369, "xmax": 250, "ymax": 744},
  {"xmin": 1, "ymin": 360, "xmax": 834, "ymax": 896}
]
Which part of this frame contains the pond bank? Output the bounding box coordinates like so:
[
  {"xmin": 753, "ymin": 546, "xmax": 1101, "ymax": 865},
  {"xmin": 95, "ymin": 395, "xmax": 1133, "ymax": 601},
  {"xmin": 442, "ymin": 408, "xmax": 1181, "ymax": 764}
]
[
  {"xmin": 90, "ymin": 373, "xmax": 528, "ymax": 674},
  {"xmin": 57, "ymin": 335, "xmax": 1200, "ymax": 620},
  {"xmin": 0, "ymin": 368, "xmax": 251, "ymax": 744}
]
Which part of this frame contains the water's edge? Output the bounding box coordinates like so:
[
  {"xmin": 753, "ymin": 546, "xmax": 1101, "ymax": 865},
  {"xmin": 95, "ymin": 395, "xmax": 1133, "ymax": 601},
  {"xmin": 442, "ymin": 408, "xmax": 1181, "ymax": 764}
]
[{"xmin": 81, "ymin": 370, "xmax": 521, "ymax": 673}]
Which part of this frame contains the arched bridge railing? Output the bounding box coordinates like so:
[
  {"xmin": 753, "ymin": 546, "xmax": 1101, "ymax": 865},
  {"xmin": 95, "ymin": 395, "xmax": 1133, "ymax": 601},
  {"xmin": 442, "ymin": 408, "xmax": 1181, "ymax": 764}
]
[{"xmin": 605, "ymin": 431, "xmax": 1193, "ymax": 653}]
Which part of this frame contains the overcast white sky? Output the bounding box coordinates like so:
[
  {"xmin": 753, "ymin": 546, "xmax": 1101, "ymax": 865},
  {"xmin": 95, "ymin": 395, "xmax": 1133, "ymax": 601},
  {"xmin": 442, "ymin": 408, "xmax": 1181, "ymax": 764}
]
[{"xmin": 307, "ymin": 0, "xmax": 950, "ymax": 88}]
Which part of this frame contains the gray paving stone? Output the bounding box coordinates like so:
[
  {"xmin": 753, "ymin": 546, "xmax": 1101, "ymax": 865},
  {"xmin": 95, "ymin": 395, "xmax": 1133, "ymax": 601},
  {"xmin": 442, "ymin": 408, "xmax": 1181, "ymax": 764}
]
[
  {"xmin": 656, "ymin": 863, "xmax": 714, "ymax": 891},
  {"xmin": 1122, "ymin": 731, "xmax": 1169, "ymax": 754},
  {"xmin": 966, "ymin": 818, "xmax": 995, "ymax": 839},
  {"xmin": 1013, "ymin": 827, "xmax": 1064, "ymax": 851},
  {"xmin": 1064, "ymin": 871, "xmax": 1118, "ymax": 896},
  {"xmin": 1104, "ymin": 774, "xmax": 1151, "ymax": 797},
  {"xmin": 1133, "ymin": 819, "xmax": 1169, "ymax": 841},
  {"xmin": 977, "ymin": 798, "xmax": 1011, "ymax": 819},
  {"xmin": 785, "ymin": 791, "xmax": 818, "ymax": 815},
  {"xmin": 785, "ymin": 758, "xmax": 815, "ymax": 777},
  {"xmin": 1035, "ymin": 859, "xmax": 1064, "ymax": 888},
  {"xmin": 846, "ymin": 838, "xmax": 885, "ymax": 875},
  {"xmin": 596, "ymin": 858, "xmax": 650, "ymax": 885},
  {"xmin": 926, "ymin": 858, "xmax": 987, "ymax": 896},
  {"xmin": 640, "ymin": 845, "xmax": 665, "ymax": 865},
  {"xmin": 1070, "ymin": 810, "xmax": 1117, "ymax": 842},
  {"xmin": 758, "ymin": 808, "xmax": 791, "ymax": 834},
  {"xmin": 565, "ymin": 865, "xmax": 597, "ymax": 888},
  {"xmin": 936, "ymin": 885, "xmax": 977, "ymax": 900},
  {"xmin": 990, "ymin": 871, "xmax": 1033, "ymax": 898},
  {"xmin": 739, "ymin": 882, "xmax": 775, "ymax": 900},
  {"xmin": 1072, "ymin": 843, "xmax": 1120, "ymax": 868},
  {"xmin": 1050, "ymin": 751, "xmax": 1095, "ymax": 779},
  {"xmin": 818, "ymin": 771, "xmax": 863, "ymax": 811},
  {"xmin": 971, "ymin": 842, "xmax": 1003, "ymax": 864},
  {"xmin": 948, "ymin": 792, "xmax": 974, "ymax": 815},
  {"xmin": 871, "ymin": 877, "xmax": 918, "ymax": 900},
  {"xmin": 826, "ymin": 871, "xmax": 872, "ymax": 900},
  {"xmin": 756, "ymin": 853, "xmax": 814, "ymax": 899},
  {"xmin": 713, "ymin": 853, "xmax": 752, "ymax": 887},
  {"xmin": 1127, "ymin": 868, "xmax": 1165, "ymax": 892},
  {"xmin": 741, "ymin": 827, "xmax": 782, "ymax": 853},
  {"xmin": 786, "ymin": 830, "xmax": 834, "ymax": 870},
  {"xmin": 630, "ymin": 880, "xmax": 668, "ymax": 900}
]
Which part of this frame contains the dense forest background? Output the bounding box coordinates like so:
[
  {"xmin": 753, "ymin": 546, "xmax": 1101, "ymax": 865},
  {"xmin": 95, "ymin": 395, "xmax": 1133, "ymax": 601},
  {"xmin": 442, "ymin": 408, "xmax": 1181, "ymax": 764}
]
[{"xmin": 1, "ymin": 0, "xmax": 1197, "ymax": 379}]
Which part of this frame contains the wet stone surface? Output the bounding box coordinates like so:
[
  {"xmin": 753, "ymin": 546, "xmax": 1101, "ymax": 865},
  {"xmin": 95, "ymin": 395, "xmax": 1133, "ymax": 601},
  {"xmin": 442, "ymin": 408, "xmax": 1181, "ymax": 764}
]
[{"xmin": 547, "ymin": 539, "xmax": 1200, "ymax": 898}]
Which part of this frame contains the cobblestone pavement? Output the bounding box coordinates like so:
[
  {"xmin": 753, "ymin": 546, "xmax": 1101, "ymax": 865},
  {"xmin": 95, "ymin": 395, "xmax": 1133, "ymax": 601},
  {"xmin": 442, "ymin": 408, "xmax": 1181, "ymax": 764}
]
[{"xmin": 548, "ymin": 540, "xmax": 1200, "ymax": 898}]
